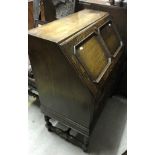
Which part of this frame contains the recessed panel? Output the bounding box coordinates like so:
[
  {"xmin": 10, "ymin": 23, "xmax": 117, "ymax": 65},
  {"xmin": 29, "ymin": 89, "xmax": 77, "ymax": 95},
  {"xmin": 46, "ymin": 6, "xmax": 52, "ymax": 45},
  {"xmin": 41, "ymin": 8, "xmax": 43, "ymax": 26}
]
[
  {"xmin": 100, "ymin": 21, "xmax": 120, "ymax": 55},
  {"xmin": 75, "ymin": 34, "xmax": 108, "ymax": 81}
]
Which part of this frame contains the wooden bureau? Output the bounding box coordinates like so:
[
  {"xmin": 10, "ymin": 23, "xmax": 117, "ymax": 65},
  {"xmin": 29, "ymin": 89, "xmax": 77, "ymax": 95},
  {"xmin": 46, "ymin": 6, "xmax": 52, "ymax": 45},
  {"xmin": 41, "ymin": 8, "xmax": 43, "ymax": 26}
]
[{"xmin": 28, "ymin": 9, "xmax": 124, "ymax": 151}]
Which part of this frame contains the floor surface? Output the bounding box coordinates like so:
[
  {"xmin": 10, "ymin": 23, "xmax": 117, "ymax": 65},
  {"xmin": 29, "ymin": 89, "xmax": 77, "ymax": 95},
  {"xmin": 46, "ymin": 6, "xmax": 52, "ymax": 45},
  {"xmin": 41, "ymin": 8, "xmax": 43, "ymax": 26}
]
[{"xmin": 28, "ymin": 96, "xmax": 127, "ymax": 155}]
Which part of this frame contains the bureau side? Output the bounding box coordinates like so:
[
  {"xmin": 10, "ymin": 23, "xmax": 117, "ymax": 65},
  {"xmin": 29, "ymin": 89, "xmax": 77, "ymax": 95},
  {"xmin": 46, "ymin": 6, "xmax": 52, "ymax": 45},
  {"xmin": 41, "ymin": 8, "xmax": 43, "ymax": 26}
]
[{"xmin": 28, "ymin": 35, "xmax": 94, "ymax": 136}]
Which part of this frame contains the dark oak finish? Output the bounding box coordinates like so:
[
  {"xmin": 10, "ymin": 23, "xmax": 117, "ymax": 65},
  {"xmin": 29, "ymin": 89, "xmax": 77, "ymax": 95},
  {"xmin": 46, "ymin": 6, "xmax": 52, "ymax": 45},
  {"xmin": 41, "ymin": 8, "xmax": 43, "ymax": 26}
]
[{"xmin": 28, "ymin": 9, "xmax": 124, "ymax": 151}]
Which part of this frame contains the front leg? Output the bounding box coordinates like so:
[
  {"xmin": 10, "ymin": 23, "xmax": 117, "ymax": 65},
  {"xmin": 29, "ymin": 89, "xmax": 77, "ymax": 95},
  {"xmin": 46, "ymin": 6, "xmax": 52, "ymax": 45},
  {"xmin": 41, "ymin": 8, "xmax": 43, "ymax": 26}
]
[
  {"xmin": 82, "ymin": 136, "xmax": 89, "ymax": 152},
  {"xmin": 44, "ymin": 115, "xmax": 53, "ymax": 132}
]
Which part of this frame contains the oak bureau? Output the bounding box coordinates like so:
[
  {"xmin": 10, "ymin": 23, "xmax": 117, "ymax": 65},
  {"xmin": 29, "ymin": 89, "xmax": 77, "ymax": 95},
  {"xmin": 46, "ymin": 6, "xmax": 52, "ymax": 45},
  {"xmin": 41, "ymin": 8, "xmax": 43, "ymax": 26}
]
[{"xmin": 28, "ymin": 9, "xmax": 124, "ymax": 152}]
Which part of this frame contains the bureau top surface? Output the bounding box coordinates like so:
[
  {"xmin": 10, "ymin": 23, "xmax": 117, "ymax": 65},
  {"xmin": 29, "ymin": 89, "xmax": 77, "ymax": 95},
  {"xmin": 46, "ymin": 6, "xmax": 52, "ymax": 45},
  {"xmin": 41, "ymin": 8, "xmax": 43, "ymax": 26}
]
[{"xmin": 28, "ymin": 9, "xmax": 108, "ymax": 43}]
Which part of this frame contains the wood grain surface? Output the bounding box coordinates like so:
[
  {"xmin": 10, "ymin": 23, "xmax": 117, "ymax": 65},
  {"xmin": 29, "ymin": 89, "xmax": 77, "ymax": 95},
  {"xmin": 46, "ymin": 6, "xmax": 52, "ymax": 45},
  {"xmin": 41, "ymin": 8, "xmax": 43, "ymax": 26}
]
[
  {"xmin": 28, "ymin": 9, "xmax": 109, "ymax": 43},
  {"xmin": 76, "ymin": 35, "xmax": 108, "ymax": 81},
  {"xmin": 100, "ymin": 22, "xmax": 120, "ymax": 55}
]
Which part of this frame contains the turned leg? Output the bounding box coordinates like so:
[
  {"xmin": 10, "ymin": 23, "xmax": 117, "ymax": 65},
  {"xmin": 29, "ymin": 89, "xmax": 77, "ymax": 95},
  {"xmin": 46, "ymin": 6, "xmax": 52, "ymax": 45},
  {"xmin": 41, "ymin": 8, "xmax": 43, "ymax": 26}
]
[
  {"xmin": 82, "ymin": 136, "xmax": 89, "ymax": 152},
  {"xmin": 66, "ymin": 128, "xmax": 71, "ymax": 135},
  {"xmin": 44, "ymin": 115, "xmax": 53, "ymax": 131}
]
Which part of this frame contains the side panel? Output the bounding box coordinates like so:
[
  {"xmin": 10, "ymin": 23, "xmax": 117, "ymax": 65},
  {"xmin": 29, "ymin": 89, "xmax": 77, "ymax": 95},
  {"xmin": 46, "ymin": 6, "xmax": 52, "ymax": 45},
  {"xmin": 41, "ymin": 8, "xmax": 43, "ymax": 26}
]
[{"xmin": 28, "ymin": 36, "xmax": 93, "ymax": 135}]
